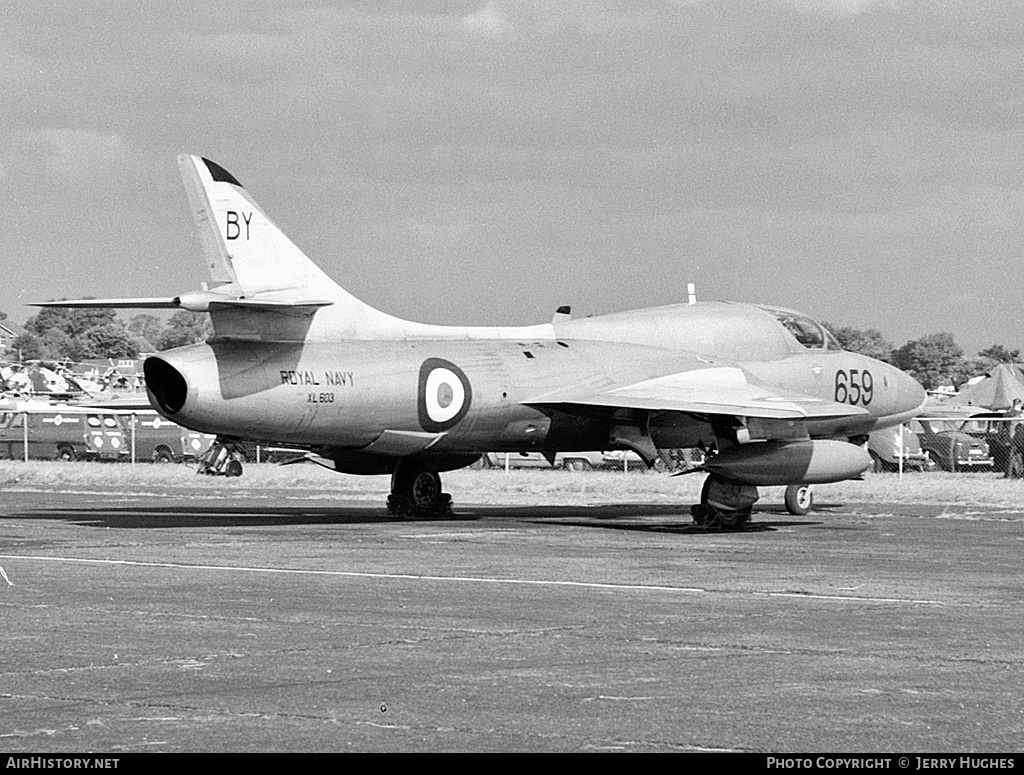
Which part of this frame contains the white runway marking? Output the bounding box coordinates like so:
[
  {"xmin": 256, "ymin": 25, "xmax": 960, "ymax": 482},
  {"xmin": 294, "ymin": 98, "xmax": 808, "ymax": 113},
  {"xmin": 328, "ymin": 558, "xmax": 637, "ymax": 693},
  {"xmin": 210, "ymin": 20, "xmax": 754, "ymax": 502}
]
[
  {"xmin": 0, "ymin": 554, "xmax": 943, "ymax": 604},
  {"xmin": 0, "ymin": 554, "xmax": 704, "ymax": 594},
  {"xmin": 765, "ymin": 591, "xmax": 942, "ymax": 605}
]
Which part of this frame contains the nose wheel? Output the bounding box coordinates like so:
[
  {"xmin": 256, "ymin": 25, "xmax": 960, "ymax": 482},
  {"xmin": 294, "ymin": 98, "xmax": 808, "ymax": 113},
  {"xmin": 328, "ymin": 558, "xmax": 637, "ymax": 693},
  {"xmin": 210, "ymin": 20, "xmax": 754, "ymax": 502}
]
[
  {"xmin": 784, "ymin": 484, "xmax": 813, "ymax": 516},
  {"xmin": 388, "ymin": 464, "xmax": 453, "ymax": 519}
]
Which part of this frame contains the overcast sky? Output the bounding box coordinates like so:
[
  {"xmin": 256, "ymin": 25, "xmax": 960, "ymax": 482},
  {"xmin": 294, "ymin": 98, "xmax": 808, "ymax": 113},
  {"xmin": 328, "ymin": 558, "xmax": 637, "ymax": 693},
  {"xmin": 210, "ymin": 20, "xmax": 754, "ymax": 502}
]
[{"xmin": 2, "ymin": 0, "xmax": 1022, "ymax": 354}]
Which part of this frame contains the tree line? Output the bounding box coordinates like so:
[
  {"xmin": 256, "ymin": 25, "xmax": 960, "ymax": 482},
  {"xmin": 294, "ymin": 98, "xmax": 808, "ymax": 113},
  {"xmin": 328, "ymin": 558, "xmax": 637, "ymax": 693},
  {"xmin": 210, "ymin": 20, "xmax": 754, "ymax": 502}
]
[
  {"xmin": 3, "ymin": 307, "xmax": 212, "ymax": 362},
  {"xmin": 824, "ymin": 324, "xmax": 1020, "ymax": 391}
]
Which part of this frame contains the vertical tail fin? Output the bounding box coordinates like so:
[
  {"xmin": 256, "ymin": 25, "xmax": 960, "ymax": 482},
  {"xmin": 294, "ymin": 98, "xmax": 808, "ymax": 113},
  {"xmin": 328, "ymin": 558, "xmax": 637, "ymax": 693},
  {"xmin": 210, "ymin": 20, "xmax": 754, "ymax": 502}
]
[{"xmin": 177, "ymin": 155, "xmax": 343, "ymax": 300}]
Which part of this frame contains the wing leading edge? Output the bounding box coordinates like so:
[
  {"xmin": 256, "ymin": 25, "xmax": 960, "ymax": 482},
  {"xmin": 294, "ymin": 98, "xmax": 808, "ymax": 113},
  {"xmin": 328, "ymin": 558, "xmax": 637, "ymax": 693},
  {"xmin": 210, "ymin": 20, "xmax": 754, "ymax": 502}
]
[
  {"xmin": 523, "ymin": 366, "xmax": 869, "ymax": 421},
  {"xmin": 33, "ymin": 294, "xmax": 334, "ymax": 312}
]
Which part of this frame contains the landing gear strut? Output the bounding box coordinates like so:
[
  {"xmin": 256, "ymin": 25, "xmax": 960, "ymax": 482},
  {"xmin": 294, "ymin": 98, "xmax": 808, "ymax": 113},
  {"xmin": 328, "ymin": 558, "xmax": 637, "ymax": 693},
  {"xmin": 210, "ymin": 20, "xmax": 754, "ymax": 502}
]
[
  {"xmin": 387, "ymin": 462, "xmax": 453, "ymax": 519},
  {"xmin": 690, "ymin": 474, "xmax": 756, "ymax": 530},
  {"xmin": 197, "ymin": 438, "xmax": 245, "ymax": 477}
]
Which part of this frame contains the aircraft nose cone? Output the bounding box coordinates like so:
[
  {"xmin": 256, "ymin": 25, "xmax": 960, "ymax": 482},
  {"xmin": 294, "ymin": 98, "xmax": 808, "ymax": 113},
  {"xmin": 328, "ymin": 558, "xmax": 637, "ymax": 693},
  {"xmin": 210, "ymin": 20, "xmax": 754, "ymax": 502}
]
[
  {"xmin": 883, "ymin": 363, "xmax": 927, "ymax": 425},
  {"xmin": 899, "ymin": 367, "xmax": 927, "ymax": 412}
]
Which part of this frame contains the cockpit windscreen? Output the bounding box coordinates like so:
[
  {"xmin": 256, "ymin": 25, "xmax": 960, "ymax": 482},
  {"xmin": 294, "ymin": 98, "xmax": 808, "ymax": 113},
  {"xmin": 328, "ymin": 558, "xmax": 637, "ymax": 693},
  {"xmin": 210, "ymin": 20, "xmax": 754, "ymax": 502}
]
[{"xmin": 763, "ymin": 307, "xmax": 842, "ymax": 351}]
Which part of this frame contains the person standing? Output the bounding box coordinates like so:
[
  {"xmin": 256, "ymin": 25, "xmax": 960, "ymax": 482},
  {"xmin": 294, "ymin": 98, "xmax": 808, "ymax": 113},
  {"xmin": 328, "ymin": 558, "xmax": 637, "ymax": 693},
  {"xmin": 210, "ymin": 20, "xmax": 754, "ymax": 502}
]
[{"xmin": 1001, "ymin": 398, "xmax": 1024, "ymax": 477}]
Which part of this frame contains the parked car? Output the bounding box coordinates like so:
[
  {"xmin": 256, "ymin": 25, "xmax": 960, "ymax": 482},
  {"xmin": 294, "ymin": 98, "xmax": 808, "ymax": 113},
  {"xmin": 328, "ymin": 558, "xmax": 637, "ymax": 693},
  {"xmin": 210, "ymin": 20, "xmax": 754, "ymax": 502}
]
[
  {"xmin": 867, "ymin": 424, "xmax": 931, "ymax": 472},
  {"xmin": 0, "ymin": 406, "xmax": 220, "ymax": 464},
  {"xmin": 957, "ymin": 412, "xmax": 1024, "ymax": 475},
  {"xmin": 477, "ymin": 450, "xmax": 650, "ymax": 471},
  {"xmin": 907, "ymin": 418, "xmax": 994, "ymax": 472},
  {"xmin": 122, "ymin": 413, "xmax": 216, "ymax": 463},
  {"xmin": 0, "ymin": 408, "xmax": 129, "ymax": 461},
  {"xmin": 0, "ymin": 408, "xmax": 91, "ymax": 461}
]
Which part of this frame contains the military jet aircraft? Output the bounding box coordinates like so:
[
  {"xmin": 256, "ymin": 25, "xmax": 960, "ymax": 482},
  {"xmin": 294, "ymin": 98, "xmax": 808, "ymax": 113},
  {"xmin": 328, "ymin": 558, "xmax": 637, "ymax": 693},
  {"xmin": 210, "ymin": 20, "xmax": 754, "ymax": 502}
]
[{"xmin": 37, "ymin": 155, "xmax": 926, "ymax": 528}]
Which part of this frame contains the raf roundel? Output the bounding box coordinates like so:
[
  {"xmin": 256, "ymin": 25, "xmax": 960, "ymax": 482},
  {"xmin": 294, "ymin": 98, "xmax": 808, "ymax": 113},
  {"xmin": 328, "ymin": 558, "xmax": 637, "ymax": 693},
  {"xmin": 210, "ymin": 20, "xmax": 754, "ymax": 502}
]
[{"xmin": 418, "ymin": 358, "xmax": 472, "ymax": 433}]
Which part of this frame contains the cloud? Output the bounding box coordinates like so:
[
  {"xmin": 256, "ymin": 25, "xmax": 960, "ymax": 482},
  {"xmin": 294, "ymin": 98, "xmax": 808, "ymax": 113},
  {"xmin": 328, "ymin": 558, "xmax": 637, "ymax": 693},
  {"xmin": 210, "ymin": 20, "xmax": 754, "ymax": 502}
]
[
  {"xmin": 774, "ymin": 0, "xmax": 893, "ymax": 15},
  {"xmin": 28, "ymin": 129, "xmax": 129, "ymax": 188},
  {"xmin": 462, "ymin": 1, "xmax": 513, "ymax": 37}
]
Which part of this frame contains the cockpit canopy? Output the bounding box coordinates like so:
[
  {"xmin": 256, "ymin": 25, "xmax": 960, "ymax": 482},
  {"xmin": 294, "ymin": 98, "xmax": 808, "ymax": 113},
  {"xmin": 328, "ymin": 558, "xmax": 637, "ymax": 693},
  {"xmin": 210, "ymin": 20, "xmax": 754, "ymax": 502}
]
[{"xmin": 759, "ymin": 306, "xmax": 842, "ymax": 352}]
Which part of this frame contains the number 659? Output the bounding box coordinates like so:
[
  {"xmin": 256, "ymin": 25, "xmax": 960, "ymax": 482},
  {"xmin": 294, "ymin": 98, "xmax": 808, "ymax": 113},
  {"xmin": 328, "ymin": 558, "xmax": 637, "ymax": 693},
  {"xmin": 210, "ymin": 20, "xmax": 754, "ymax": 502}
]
[{"xmin": 835, "ymin": 369, "xmax": 873, "ymax": 406}]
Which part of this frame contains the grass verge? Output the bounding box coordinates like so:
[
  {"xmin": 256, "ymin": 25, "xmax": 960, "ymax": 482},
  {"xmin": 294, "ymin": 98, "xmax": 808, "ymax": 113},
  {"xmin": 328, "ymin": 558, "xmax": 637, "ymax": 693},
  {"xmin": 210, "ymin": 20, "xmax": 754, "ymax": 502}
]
[{"xmin": 1, "ymin": 461, "xmax": 1022, "ymax": 508}]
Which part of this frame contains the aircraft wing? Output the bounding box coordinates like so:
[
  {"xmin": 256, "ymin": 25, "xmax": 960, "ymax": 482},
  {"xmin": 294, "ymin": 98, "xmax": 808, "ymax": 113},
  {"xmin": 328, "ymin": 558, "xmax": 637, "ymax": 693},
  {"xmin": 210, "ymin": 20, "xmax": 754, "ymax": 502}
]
[
  {"xmin": 33, "ymin": 297, "xmax": 182, "ymax": 309},
  {"xmin": 523, "ymin": 366, "xmax": 869, "ymax": 421},
  {"xmin": 33, "ymin": 295, "xmax": 333, "ymax": 312}
]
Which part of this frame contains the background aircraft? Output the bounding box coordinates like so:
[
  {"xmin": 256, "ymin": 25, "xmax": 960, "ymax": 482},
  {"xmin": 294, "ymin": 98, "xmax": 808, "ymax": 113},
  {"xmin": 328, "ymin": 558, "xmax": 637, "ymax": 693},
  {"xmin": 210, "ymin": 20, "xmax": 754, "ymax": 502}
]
[{"xmin": 37, "ymin": 155, "xmax": 926, "ymax": 528}]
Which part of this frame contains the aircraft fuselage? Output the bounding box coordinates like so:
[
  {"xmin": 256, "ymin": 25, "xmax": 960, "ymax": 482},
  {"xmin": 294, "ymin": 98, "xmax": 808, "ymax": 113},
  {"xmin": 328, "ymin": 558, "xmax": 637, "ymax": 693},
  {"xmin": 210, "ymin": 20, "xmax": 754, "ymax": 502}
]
[{"xmin": 146, "ymin": 321, "xmax": 921, "ymax": 460}]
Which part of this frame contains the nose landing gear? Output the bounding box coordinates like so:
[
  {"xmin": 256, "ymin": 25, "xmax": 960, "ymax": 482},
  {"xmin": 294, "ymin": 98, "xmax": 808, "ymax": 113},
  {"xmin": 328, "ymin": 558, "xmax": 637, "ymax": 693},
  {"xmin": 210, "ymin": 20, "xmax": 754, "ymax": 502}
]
[{"xmin": 783, "ymin": 484, "xmax": 813, "ymax": 516}]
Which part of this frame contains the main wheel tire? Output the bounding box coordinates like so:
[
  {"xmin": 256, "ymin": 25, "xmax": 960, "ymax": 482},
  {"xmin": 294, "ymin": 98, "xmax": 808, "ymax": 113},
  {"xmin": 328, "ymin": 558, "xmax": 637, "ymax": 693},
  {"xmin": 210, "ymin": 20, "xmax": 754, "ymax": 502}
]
[
  {"xmin": 716, "ymin": 506, "xmax": 752, "ymax": 530},
  {"xmin": 392, "ymin": 467, "xmax": 444, "ymax": 517},
  {"xmin": 152, "ymin": 447, "xmax": 175, "ymax": 464},
  {"xmin": 784, "ymin": 484, "xmax": 813, "ymax": 516},
  {"xmin": 696, "ymin": 477, "xmax": 751, "ymax": 530},
  {"xmin": 409, "ymin": 470, "xmax": 442, "ymax": 515},
  {"xmin": 700, "ymin": 475, "xmax": 712, "ymax": 504},
  {"xmin": 225, "ymin": 459, "xmax": 243, "ymax": 477},
  {"xmin": 54, "ymin": 446, "xmax": 76, "ymax": 462}
]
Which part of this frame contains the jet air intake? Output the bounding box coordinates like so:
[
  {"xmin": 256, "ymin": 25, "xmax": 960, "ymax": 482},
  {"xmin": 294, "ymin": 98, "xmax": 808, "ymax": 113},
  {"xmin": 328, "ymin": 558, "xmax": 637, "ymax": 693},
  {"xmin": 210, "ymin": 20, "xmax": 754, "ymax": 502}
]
[
  {"xmin": 144, "ymin": 357, "xmax": 188, "ymax": 416},
  {"xmin": 701, "ymin": 440, "xmax": 870, "ymax": 486}
]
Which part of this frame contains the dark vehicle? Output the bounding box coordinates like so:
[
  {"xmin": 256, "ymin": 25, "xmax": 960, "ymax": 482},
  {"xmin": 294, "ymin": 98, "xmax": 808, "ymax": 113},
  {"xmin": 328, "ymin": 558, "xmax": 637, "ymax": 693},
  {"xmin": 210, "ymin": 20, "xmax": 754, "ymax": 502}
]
[
  {"xmin": 0, "ymin": 408, "xmax": 91, "ymax": 461},
  {"xmin": 478, "ymin": 451, "xmax": 612, "ymax": 470},
  {"xmin": 908, "ymin": 418, "xmax": 994, "ymax": 472},
  {"xmin": 867, "ymin": 424, "xmax": 931, "ymax": 472},
  {"xmin": 124, "ymin": 413, "xmax": 215, "ymax": 463},
  {"xmin": 961, "ymin": 413, "xmax": 1024, "ymax": 476},
  {"xmin": 0, "ymin": 407, "xmax": 216, "ymax": 464},
  {"xmin": 474, "ymin": 449, "xmax": 693, "ymax": 471}
]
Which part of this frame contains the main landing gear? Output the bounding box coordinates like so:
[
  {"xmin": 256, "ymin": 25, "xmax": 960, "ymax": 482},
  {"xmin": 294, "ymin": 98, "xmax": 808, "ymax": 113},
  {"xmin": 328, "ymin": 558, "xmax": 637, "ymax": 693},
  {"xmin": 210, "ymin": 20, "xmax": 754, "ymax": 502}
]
[
  {"xmin": 690, "ymin": 476, "xmax": 815, "ymax": 528},
  {"xmin": 387, "ymin": 462, "xmax": 454, "ymax": 520},
  {"xmin": 691, "ymin": 474, "xmax": 754, "ymax": 530}
]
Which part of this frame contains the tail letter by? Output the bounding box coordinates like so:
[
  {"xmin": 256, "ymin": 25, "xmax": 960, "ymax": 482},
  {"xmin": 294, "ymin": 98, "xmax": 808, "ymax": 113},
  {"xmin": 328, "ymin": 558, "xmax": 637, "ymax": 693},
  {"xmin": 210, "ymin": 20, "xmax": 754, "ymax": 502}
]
[{"xmin": 225, "ymin": 211, "xmax": 252, "ymax": 240}]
